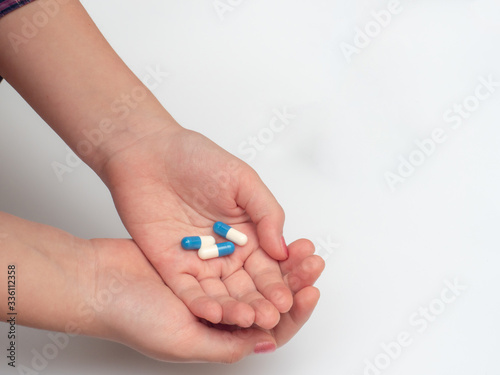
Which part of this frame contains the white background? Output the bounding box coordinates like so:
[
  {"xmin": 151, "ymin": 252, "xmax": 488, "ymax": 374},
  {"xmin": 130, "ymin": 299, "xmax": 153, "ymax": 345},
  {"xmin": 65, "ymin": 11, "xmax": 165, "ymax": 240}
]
[{"xmin": 1, "ymin": 0, "xmax": 500, "ymax": 374}]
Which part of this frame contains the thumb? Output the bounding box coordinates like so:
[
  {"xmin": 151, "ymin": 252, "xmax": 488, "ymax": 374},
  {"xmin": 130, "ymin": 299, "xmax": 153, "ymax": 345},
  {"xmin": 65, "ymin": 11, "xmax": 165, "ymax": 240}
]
[
  {"xmin": 191, "ymin": 324, "xmax": 277, "ymax": 363},
  {"xmin": 236, "ymin": 169, "xmax": 288, "ymax": 260},
  {"xmin": 273, "ymin": 286, "xmax": 321, "ymax": 348}
]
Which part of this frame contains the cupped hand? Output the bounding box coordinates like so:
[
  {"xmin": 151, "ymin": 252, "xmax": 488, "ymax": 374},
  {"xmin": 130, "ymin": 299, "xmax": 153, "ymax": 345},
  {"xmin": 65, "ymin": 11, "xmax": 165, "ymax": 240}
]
[
  {"xmin": 101, "ymin": 127, "xmax": 291, "ymax": 328},
  {"xmin": 92, "ymin": 237, "xmax": 324, "ymax": 363}
]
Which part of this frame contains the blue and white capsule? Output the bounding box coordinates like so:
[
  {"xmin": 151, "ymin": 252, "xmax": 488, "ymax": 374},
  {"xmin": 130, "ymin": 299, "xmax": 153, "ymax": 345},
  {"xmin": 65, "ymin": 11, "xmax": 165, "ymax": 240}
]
[
  {"xmin": 181, "ymin": 236, "xmax": 216, "ymax": 250},
  {"xmin": 198, "ymin": 242, "xmax": 235, "ymax": 260},
  {"xmin": 213, "ymin": 221, "xmax": 248, "ymax": 246}
]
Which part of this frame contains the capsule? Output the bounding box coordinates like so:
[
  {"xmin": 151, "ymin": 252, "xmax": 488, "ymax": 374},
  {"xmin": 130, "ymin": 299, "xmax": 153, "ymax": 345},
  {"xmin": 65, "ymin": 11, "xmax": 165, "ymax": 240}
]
[
  {"xmin": 198, "ymin": 242, "xmax": 235, "ymax": 260},
  {"xmin": 181, "ymin": 236, "xmax": 216, "ymax": 250},
  {"xmin": 213, "ymin": 221, "xmax": 248, "ymax": 246}
]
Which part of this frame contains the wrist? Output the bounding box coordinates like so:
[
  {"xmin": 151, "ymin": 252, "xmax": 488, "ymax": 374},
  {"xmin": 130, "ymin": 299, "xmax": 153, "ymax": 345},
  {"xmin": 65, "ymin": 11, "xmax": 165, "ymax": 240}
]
[
  {"xmin": 92, "ymin": 120, "xmax": 190, "ymax": 194},
  {"xmin": 78, "ymin": 106, "xmax": 183, "ymax": 178},
  {"xmin": 83, "ymin": 238, "xmax": 149, "ymax": 343},
  {"xmin": 0, "ymin": 213, "xmax": 101, "ymax": 336}
]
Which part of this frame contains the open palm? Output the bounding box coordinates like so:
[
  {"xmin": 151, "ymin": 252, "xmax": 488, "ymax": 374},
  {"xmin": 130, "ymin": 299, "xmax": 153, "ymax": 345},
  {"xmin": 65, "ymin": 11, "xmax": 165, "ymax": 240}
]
[
  {"xmin": 102, "ymin": 128, "xmax": 292, "ymax": 329},
  {"xmin": 92, "ymin": 237, "xmax": 324, "ymax": 362}
]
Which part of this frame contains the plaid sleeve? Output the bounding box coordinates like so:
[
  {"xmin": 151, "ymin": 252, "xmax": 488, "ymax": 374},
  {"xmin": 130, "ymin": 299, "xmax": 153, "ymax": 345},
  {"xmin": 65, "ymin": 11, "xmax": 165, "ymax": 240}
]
[
  {"xmin": 0, "ymin": 0, "xmax": 37, "ymax": 19},
  {"xmin": 0, "ymin": 0, "xmax": 38, "ymax": 82}
]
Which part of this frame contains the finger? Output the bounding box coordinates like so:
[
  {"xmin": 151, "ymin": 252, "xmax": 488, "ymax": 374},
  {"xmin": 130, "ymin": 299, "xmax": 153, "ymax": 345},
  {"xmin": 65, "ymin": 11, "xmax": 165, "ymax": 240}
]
[
  {"xmin": 283, "ymin": 255, "xmax": 325, "ymax": 293},
  {"xmin": 199, "ymin": 277, "xmax": 255, "ymax": 327},
  {"xmin": 169, "ymin": 274, "xmax": 222, "ymax": 324},
  {"xmin": 235, "ymin": 170, "xmax": 287, "ymax": 260},
  {"xmin": 279, "ymin": 238, "xmax": 316, "ymax": 275},
  {"xmin": 273, "ymin": 286, "xmax": 321, "ymax": 348},
  {"xmin": 180, "ymin": 323, "xmax": 277, "ymax": 363},
  {"xmin": 245, "ymin": 249, "xmax": 293, "ymax": 313},
  {"xmin": 126, "ymin": 283, "xmax": 277, "ymax": 363},
  {"xmin": 224, "ymin": 269, "xmax": 280, "ymax": 329}
]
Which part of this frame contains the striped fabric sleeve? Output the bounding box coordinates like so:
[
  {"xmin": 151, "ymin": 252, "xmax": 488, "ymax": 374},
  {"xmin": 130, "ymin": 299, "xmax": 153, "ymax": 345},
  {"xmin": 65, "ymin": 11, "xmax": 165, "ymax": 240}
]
[
  {"xmin": 0, "ymin": 0, "xmax": 38, "ymax": 82},
  {"xmin": 0, "ymin": 0, "xmax": 37, "ymax": 19}
]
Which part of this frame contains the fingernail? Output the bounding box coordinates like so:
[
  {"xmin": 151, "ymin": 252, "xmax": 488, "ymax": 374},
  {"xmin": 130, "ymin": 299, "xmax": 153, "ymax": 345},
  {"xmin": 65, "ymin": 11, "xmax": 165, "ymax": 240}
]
[
  {"xmin": 281, "ymin": 236, "xmax": 289, "ymax": 258},
  {"xmin": 254, "ymin": 342, "xmax": 276, "ymax": 354}
]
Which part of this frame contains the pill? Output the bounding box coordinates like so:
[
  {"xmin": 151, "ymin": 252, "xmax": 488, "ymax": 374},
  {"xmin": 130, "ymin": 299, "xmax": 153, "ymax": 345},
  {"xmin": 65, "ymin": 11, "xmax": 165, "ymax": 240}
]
[
  {"xmin": 213, "ymin": 221, "xmax": 248, "ymax": 246},
  {"xmin": 198, "ymin": 242, "xmax": 235, "ymax": 260},
  {"xmin": 181, "ymin": 236, "xmax": 216, "ymax": 250}
]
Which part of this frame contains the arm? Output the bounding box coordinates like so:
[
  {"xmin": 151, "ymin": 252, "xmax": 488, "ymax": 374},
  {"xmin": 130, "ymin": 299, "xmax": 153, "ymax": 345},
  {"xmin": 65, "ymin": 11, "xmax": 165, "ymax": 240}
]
[
  {"xmin": 0, "ymin": 211, "xmax": 104, "ymax": 336},
  {"xmin": 0, "ymin": 0, "xmax": 291, "ymax": 327},
  {"xmin": 0, "ymin": 0, "xmax": 179, "ymax": 172}
]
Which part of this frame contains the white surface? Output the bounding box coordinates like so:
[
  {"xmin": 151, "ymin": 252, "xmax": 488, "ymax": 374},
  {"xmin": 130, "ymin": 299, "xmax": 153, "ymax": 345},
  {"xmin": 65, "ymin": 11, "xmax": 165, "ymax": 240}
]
[{"xmin": 1, "ymin": 0, "xmax": 500, "ymax": 374}]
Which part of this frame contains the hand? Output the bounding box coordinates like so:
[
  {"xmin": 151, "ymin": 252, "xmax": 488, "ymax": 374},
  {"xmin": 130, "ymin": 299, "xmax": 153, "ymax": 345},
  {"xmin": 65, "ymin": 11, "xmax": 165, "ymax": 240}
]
[
  {"xmin": 92, "ymin": 237, "xmax": 325, "ymax": 362},
  {"xmin": 0, "ymin": 211, "xmax": 323, "ymax": 363},
  {"xmin": 0, "ymin": 0, "xmax": 292, "ymax": 329},
  {"xmin": 101, "ymin": 127, "xmax": 292, "ymax": 329}
]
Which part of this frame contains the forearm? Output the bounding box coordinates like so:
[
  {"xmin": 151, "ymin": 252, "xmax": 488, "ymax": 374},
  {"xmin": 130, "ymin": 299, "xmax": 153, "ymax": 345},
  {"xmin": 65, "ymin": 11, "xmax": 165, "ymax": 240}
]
[
  {"xmin": 0, "ymin": 211, "xmax": 102, "ymax": 336},
  {"xmin": 0, "ymin": 0, "xmax": 181, "ymax": 174}
]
